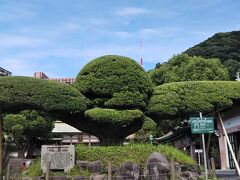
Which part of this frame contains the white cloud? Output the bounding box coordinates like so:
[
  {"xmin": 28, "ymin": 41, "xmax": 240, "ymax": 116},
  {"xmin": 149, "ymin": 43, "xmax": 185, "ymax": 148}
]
[
  {"xmin": 0, "ymin": 2, "xmax": 35, "ymax": 22},
  {"xmin": 0, "ymin": 34, "xmax": 48, "ymax": 49},
  {"xmin": 116, "ymin": 7, "xmax": 148, "ymax": 18},
  {"xmin": 114, "ymin": 31, "xmax": 132, "ymax": 38},
  {"xmin": 0, "ymin": 58, "xmax": 36, "ymax": 76}
]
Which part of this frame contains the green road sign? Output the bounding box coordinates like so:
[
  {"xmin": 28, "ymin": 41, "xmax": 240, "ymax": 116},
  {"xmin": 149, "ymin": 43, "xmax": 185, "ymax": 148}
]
[{"xmin": 189, "ymin": 117, "xmax": 214, "ymax": 134}]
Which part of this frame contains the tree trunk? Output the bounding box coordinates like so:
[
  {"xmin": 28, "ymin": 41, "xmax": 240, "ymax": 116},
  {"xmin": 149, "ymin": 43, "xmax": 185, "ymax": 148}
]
[
  {"xmin": 17, "ymin": 149, "xmax": 25, "ymax": 158},
  {"xmin": 99, "ymin": 136, "xmax": 125, "ymax": 146},
  {"xmin": 25, "ymin": 141, "xmax": 34, "ymax": 158},
  {"xmin": 0, "ymin": 109, "xmax": 3, "ymax": 180}
]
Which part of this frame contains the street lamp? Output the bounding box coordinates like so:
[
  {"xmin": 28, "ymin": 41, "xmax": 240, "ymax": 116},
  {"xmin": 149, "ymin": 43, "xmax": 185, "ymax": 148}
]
[{"xmin": 149, "ymin": 134, "xmax": 153, "ymax": 144}]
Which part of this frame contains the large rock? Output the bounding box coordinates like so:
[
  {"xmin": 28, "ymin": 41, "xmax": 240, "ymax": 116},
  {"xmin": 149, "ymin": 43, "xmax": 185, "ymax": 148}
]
[
  {"xmin": 89, "ymin": 161, "xmax": 103, "ymax": 173},
  {"xmin": 76, "ymin": 161, "xmax": 89, "ymax": 170},
  {"xmin": 179, "ymin": 171, "xmax": 200, "ymax": 180},
  {"xmin": 76, "ymin": 160, "xmax": 103, "ymax": 173},
  {"xmin": 89, "ymin": 174, "xmax": 108, "ymax": 180},
  {"xmin": 8, "ymin": 158, "xmax": 24, "ymax": 180},
  {"xmin": 50, "ymin": 176, "xmax": 71, "ymax": 180},
  {"xmin": 73, "ymin": 176, "xmax": 88, "ymax": 180},
  {"xmin": 175, "ymin": 164, "xmax": 200, "ymax": 180},
  {"xmin": 144, "ymin": 152, "xmax": 170, "ymax": 180},
  {"xmin": 115, "ymin": 162, "xmax": 140, "ymax": 180}
]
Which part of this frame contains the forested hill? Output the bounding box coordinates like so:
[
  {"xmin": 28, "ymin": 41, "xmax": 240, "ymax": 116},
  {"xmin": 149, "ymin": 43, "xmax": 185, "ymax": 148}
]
[{"xmin": 185, "ymin": 30, "xmax": 240, "ymax": 79}]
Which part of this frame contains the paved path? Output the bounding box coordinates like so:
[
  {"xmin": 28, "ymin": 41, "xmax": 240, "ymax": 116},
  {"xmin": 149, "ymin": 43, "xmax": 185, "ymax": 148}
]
[{"xmin": 216, "ymin": 170, "xmax": 240, "ymax": 180}]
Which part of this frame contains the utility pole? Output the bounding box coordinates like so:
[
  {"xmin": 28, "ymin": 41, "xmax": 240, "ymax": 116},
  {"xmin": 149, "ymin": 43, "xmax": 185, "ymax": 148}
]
[
  {"xmin": 140, "ymin": 41, "xmax": 143, "ymax": 67},
  {"xmin": 200, "ymin": 112, "xmax": 208, "ymax": 180}
]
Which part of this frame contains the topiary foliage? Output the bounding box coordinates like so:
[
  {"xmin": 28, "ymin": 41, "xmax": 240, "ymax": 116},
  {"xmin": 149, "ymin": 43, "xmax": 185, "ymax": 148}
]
[
  {"xmin": 75, "ymin": 55, "xmax": 153, "ymax": 109},
  {"xmin": 147, "ymin": 81, "xmax": 240, "ymax": 122},
  {"xmin": 83, "ymin": 108, "xmax": 144, "ymax": 145},
  {"xmin": 134, "ymin": 116, "xmax": 157, "ymax": 142},
  {"xmin": 74, "ymin": 55, "xmax": 154, "ymax": 145},
  {"xmin": 0, "ymin": 76, "xmax": 87, "ymax": 114}
]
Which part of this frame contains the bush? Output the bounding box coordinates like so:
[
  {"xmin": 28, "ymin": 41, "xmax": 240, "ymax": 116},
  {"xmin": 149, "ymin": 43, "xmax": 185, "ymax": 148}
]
[{"xmin": 21, "ymin": 159, "xmax": 41, "ymax": 177}]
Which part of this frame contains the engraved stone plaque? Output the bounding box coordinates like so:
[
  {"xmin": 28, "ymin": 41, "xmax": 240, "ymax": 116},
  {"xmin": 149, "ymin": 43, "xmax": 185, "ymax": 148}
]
[{"xmin": 41, "ymin": 145, "xmax": 75, "ymax": 173}]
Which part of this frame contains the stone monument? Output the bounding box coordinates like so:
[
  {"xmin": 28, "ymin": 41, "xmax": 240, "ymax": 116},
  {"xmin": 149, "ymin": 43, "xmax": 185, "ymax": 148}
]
[{"xmin": 41, "ymin": 145, "xmax": 75, "ymax": 173}]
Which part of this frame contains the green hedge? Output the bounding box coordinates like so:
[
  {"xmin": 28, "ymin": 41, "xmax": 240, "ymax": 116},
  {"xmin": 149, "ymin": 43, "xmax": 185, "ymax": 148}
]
[
  {"xmin": 0, "ymin": 76, "xmax": 87, "ymax": 114},
  {"xmin": 76, "ymin": 144, "xmax": 195, "ymax": 166},
  {"xmin": 147, "ymin": 81, "xmax": 240, "ymax": 118}
]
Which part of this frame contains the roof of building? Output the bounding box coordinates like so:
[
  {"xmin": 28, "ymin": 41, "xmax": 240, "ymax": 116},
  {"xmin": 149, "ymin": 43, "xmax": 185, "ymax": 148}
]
[
  {"xmin": 155, "ymin": 126, "xmax": 191, "ymax": 144},
  {"xmin": 52, "ymin": 121, "xmax": 83, "ymax": 134},
  {"xmin": 0, "ymin": 67, "xmax": 12, "ymax": 76}
]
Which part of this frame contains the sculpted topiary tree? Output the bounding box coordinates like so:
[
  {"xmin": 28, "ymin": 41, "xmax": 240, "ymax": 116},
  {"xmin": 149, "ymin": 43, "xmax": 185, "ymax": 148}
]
[
  {"xmin": 0, "ymin": 76, "xmax": 87, "ymax": 114},
  {"xmin": 0, "ymin": 76, "xmax": 87, "ymax": 178},
  {"xmin": 147, "ymin": 81, "xmax": 240, "ymax": 125},
  {"xmin": 74, "ymin": 55, "xmax": 154, "ymax": 145}
]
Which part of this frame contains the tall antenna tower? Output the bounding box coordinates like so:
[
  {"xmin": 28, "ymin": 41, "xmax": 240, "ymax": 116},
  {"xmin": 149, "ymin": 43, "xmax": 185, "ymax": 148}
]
[{"xmin": 140, "ymin": 41, "xmax": 143, "ymax": 67}]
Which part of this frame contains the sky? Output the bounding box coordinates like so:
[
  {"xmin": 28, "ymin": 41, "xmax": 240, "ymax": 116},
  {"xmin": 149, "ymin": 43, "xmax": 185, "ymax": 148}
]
[{"xmin": 0, "ymin": 0, "xmax": 240, "ymax": 78}]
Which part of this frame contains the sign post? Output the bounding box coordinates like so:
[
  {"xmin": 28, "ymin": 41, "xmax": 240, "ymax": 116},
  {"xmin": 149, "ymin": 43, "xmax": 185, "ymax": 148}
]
[
  {"xmin": 195, "ymin": 149, "xmax": 203, "ymax": 166},
  {"xmin": 190, "ymin": 113, "xmax": 214, "ymax": 180}
]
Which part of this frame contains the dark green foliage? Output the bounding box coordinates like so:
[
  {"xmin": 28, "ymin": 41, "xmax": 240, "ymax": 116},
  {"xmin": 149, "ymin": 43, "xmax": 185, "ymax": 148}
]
[
  {"xmin": 0, "ymin": 56, "xmax": 154, "ymax": 145},
  {"xmin": 147, "ymin": 81, "xmax": 240, "ymax": 120},
  {"xmin": 4, "ymin": 110, "xmax": 54, "ymax": 158},
  {"xmin": 185, "ymin": 31, "xmax": 240, "ymax": 80},
  {"xmin": 223, "ymin": 59, "xmax": 240, "ymax": 80},
  {"xmin": 74, "ymin": 55, "xmax": 153, "ymax": 145},
  {"xmin": 75, "ymin": 55, "xmax": 153, "ymax": 109},
  {"xmin": 155, "ymin": 118, "xmax": 182, "ymax": 136},
  {"xmin": 150, "ymin": 54, "xmax": 229, "ymax": 85},
  {"xmin": 0, "ymin": 76, "xmax": 87, "ymax": 114},
  {"xmin": 186, "ymin": 31, "xmax": 240, "ymax": 62},
  {"xmin": 134, "ymin": 116, "xmax": 157, "ymax": 142},
  {"xmin": 84, "ymin": 108, "xmax": 143, "ymax": 125}
]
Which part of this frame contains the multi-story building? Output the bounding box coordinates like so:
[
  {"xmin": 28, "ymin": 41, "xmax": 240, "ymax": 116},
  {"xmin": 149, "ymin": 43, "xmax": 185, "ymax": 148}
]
[
  {"xmin": 34, "ymin": 72, "xmax": 76, "ymax": 84},
  {"xmin": 0, "ymin": 67, "xmax": 12, "ymax": 76},
  {"xmin": 34, "ymin": 72, "xmax": 100, "ymax": 145}
]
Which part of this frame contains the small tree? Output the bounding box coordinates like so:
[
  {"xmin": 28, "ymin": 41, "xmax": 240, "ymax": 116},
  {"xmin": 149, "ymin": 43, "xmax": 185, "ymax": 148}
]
[{"xmin": 4, "ymin": 110, "xmax": 54, "ymax": 158}]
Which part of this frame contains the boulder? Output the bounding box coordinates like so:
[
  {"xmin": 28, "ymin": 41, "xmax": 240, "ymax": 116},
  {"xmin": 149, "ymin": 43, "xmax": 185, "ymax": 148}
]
[
  {"xmin": 115, "ymin": 162, "xmax": 140, "ymax": 180},
  {"xmin": 76, "ymin": 161, "xmax": 89, "ymax": 170},
  {"xmin": 76, "ymin": 160, "xmax": 102, "ymax": 173},
  {"xmin": 89, "ymin": 161, "xmax": 103, "ymax": 173},
  {"xmin": 50, "ymin": 176, "xmax": 71, "ymax": 180},
  {"xmin": 144, "ymin": 152, "xmax": 170, "ymax": 180},
  {"xmin": 180, "ymin": 170, "xmax": 200, "ymax": 180},
  {"xmin": 179, "ymin": 164, "xmax": 200, "ymax": 174},
  {"xmin": 89, "ymin": 173, "xmax": 108, "ymax": 180},
  {"xmin": 175, "ymin": 163, "xmax": 200, "ymax": 179},
  {"xmin": 73, "ymin": 176, "xmax": 88, "ymax": 180}
]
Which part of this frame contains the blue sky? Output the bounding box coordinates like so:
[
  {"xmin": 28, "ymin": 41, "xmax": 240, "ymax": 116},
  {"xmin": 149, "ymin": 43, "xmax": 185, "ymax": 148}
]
[{"xmin": 0, "ymin": 0, "xmax": 240, "ymax": 78}]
